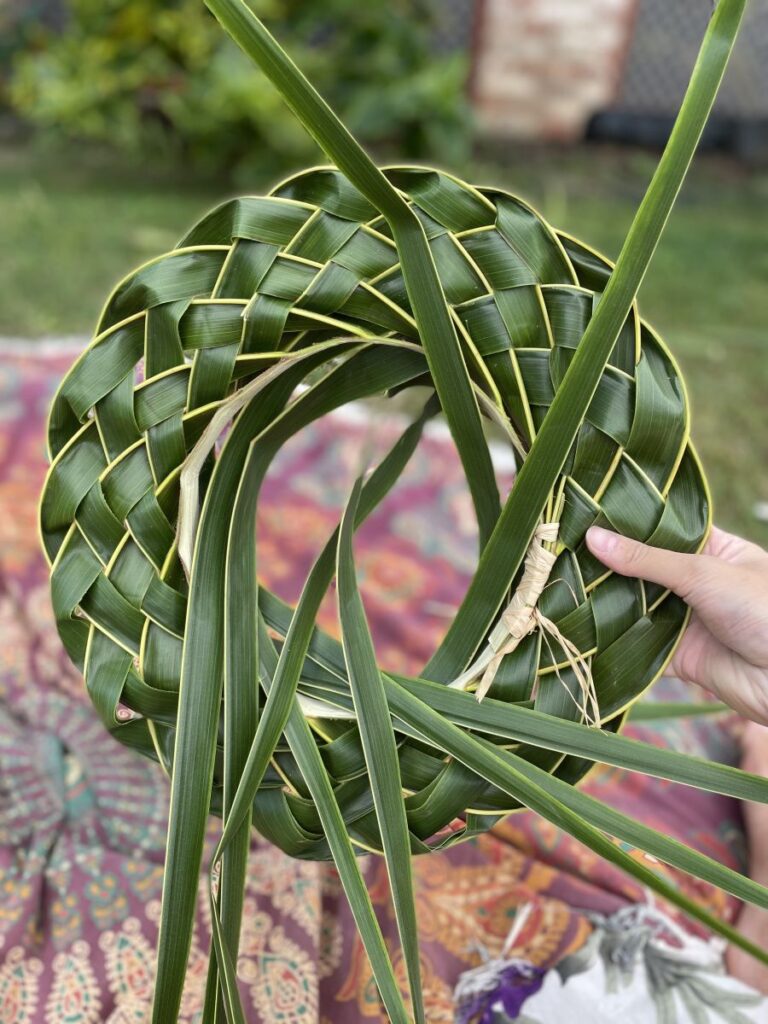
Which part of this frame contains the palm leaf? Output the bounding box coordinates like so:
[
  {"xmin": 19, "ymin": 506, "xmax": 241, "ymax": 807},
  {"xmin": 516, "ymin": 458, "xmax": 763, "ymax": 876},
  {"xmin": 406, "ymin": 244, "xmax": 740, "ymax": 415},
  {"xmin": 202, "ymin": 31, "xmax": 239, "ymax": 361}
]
[
  {"xmin": 337, "ymin": 476, "xmax": 425, "ymax": 1020},
  {"xmin": 204, "ymin": 0, "xmax": 502, "ymax": 548},
  {"xmin": 38, "ymin": 2, "xmax": 760, "ymax": 1022},
  {"xmin": 384, "ymin": 674, "xmax": 768, "ymax": 965}
]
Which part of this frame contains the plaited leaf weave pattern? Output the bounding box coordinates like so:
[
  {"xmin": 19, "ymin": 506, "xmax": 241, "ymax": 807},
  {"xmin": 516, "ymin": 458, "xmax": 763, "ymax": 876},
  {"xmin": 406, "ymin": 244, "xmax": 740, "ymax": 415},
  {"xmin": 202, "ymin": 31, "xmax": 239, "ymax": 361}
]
[{"xmin": 40, "ymin": 165, "xmax": 709, "ymax": 859}]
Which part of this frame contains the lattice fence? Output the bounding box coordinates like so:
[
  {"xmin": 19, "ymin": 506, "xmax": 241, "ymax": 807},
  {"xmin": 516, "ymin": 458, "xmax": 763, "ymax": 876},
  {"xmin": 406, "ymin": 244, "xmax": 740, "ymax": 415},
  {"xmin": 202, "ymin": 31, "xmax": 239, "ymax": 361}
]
[
  {"xmin": 619, "ymin": 0, "xmax": 768, "ymax": 118},
  {"xmin": 433, "ymin": 0, "xmax": 477, "ymax": 52}
]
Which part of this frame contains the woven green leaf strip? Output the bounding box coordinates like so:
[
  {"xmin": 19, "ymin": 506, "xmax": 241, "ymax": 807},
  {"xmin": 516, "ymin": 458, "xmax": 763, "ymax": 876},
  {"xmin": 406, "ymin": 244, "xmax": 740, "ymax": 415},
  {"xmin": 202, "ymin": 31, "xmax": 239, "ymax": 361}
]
[
  {"xmin": 41, "ymin": 167, "xmax": 705, "ymax": 798},
  {"xmin": 39, "ymin": 1, "xmax": 764, "ymax": 1021}
]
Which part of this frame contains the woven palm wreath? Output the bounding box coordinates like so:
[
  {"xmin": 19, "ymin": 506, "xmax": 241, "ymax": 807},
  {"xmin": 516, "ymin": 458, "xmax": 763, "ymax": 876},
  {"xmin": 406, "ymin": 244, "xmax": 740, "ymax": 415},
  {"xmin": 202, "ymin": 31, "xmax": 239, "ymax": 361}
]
[
  {"xmin": 40, "ymin": 2, "xmax": 766, "ymax": 1021},
  {"xmin": 41, "ymin": 161, "xmax": 708, "ymax": 848}
]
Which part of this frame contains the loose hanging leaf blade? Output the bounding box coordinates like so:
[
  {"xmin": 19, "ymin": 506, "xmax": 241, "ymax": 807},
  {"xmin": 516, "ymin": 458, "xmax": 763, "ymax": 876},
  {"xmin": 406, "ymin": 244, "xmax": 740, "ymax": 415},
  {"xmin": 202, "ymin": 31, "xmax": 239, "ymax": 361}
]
[
  {"xmin": 206, "ymin": 403, "xmax": 436, "ymax": 1022},
  {"xmin": 260, "ymin": 623, "xmax": 414, "ymax": 1023},
  {"xmin": 254, "ymin": 598, "xmax": 768, "ymax": 809},
  {"xmin": 151, "ymin": 363, "xmax": 312, "ymax": 1023},
  {"xmin": 628, "ymin": 701, "xmax": 730, "ymax": 721},
  {"xmin": 337, "ymin": 477, "xmax": 425, "ymax": 1021},
  {"xmin": 383, "ymin": 674, "xmax": 768, "ymax": 966}
]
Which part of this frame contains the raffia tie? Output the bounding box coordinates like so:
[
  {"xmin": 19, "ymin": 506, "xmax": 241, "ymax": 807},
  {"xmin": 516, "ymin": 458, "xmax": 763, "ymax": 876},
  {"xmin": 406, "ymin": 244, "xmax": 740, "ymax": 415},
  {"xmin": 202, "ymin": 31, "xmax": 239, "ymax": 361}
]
[{"xmin": 449, "ymin": 523, "xmax": 601, "ymax": 727}]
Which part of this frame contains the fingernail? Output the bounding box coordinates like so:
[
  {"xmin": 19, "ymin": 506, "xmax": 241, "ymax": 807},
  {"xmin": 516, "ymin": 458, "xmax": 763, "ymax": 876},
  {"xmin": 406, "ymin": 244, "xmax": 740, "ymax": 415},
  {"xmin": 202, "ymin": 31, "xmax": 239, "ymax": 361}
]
[{"xmin": 587, "ymin": 526, "xmax": 619, "ymax": 556}]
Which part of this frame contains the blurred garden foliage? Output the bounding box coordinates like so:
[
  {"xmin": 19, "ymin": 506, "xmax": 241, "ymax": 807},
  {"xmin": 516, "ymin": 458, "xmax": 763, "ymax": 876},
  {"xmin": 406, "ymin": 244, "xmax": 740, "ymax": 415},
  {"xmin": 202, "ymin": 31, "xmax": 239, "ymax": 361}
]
[{"xmin": 5, "ymin": 0, "xmax": 471, "ymax": 178}]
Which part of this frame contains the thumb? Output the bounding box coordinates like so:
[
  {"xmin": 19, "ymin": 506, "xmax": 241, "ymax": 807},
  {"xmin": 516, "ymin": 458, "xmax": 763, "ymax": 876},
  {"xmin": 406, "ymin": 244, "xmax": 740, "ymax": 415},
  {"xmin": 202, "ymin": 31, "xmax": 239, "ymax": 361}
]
[{"xmin": 586, "ymin": 525, "xmax": 704, "ymax": 598}]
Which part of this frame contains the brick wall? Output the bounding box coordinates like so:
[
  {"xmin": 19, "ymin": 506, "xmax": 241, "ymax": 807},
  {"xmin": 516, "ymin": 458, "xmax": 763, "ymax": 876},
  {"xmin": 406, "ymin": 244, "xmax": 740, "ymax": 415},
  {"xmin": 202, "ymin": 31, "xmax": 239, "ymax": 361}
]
[{"xmin": 472, "ymin": 0, "xmax": 638, "ymax": 141}]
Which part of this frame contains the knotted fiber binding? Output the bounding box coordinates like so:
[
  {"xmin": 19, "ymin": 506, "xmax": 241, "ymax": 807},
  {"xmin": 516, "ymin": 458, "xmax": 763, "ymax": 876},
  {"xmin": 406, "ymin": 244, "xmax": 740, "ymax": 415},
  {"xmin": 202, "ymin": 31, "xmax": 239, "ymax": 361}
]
[{"xmin": 450, "ymin": 522, "xmax": 601, "ymax": 727}]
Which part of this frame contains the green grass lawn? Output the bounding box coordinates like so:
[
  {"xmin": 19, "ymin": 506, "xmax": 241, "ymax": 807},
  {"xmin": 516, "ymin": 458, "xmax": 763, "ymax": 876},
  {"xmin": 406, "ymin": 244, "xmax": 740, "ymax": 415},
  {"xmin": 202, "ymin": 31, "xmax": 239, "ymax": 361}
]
[{"xmin": 1, "ymin": 143, "xmax": 766, "ymax": 543}]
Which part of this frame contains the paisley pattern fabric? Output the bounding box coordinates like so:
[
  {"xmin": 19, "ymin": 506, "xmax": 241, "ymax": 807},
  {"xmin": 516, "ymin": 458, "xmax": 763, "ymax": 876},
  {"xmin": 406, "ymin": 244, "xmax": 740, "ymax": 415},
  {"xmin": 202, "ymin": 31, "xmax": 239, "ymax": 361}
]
[{"xmin": 0, "ymin": 344, "xmax": 748, "ymax": 1022}]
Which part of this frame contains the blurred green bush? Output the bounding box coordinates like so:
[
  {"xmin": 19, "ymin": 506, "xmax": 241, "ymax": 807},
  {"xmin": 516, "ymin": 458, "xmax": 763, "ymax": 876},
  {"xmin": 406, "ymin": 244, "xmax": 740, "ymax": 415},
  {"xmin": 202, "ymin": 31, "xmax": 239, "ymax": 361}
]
[{"xmin": 8, "ymin": 0, "xmax": 471, "ymax": 178}]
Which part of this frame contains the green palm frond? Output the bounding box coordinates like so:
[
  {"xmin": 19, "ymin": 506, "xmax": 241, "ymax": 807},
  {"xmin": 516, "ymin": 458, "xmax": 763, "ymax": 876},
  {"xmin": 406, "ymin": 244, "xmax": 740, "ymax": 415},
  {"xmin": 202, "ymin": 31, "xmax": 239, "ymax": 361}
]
[{"xmin": 39, "ymin": 1, "xmax": 760, "ymax": 1021}]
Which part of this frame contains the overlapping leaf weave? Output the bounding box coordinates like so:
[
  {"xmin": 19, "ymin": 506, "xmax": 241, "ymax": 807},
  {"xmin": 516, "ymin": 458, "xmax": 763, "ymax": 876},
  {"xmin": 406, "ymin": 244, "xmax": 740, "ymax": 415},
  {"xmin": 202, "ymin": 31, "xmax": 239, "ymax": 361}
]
[
  {"xmin": 40, "ymin": 0, "xmax": 768, "ymax": 1017},
  {"xmin": 40, "ymin": 164, "xmax": 709, "ymax": 853}
]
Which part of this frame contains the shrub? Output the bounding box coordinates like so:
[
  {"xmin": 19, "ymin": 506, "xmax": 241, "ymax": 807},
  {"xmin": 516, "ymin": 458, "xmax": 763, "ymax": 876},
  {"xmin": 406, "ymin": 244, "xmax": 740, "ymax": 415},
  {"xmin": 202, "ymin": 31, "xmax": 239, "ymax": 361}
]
[{"xmin": 9, "ymin": 0, "xmax": 471, "ymax": 177}]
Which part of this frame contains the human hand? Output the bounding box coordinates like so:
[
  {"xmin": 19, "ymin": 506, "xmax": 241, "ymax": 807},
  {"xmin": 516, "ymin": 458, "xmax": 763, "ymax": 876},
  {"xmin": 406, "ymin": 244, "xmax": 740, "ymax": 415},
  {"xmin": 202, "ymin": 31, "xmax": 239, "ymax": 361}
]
[{"xmin": 586, "ymin": 525, "xmax": 768, "ymax": 724}]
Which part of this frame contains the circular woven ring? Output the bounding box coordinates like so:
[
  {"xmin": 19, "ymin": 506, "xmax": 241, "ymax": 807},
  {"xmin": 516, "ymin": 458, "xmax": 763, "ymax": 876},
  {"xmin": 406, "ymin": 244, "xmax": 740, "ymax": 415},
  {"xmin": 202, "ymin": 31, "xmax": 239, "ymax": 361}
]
[{"xmin": 41, "ymin": 166, "xmax": 709, "ymax": 859}]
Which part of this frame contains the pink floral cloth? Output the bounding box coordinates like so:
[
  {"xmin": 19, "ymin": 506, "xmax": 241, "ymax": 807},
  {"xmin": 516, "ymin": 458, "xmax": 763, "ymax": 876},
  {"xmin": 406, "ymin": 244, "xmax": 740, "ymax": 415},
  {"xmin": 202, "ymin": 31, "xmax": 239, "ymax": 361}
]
[{"xmin": 0, "ymin": 345, "xmax": 747, "ymax": 1022}]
